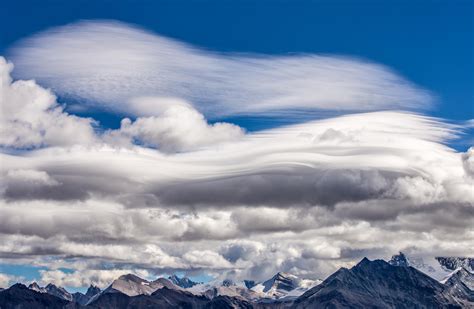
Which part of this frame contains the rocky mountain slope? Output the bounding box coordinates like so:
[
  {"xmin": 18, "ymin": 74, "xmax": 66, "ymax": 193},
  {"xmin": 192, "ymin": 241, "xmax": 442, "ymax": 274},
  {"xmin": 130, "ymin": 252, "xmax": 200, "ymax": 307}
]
[
  {"xmin": 168, "ymin": 274, "xmax": 199, "ymax": 288},
  {"xmin": 293, "ymin": 258, "xmax": 471, "ymax": 308}
]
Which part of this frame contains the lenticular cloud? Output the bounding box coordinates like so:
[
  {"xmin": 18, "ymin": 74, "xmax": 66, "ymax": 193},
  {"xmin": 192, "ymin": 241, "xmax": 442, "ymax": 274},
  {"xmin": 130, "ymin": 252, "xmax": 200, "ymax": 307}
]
[
  {"xmin": 10, "ymin": 20, "xmax": 433, "ymax": 118},
  {"xmin": 1, "ymin": 23, "xmax": 473, "ymax": 286}
]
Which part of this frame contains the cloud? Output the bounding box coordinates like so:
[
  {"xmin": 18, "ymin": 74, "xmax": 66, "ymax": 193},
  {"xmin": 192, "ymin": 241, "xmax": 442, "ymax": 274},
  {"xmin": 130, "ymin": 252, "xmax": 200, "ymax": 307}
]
[
  {"xmin": 0, "ymin": 273, "xmax": 24, "ymax": 288},
  {"xmin": 2, "ymin": 110, "xmax": 467, "ymax": 206},
  {"xmin": 0, "ymin": 57, "xmax": 96, "ymax": 148},
  {"xmin": 0, "ymin": 45, "xmax": 472, "ymax": 289},
  {"xmin": 104, "ymin": 97, "xmax": 244, "ymax": 152},
  {"xmin": 462, "ymin": 147, "xmax": 474, "ymax": 177},
  {"xmin": 9, "ymin": 20, "xmax": 433, "ymax": 118},
  {"xmin": 39, "ymin": 268, "xmax": 153, "ymax": 288}
]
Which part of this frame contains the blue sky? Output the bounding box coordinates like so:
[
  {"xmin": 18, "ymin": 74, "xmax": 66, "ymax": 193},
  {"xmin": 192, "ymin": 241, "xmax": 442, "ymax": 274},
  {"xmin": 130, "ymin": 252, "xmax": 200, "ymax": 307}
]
[
  {"xmin": 0, "ymin": 0, "xmax": 473, "ymax": 292},
  {"xmin": 0, "ymin": 0, "xmax": 472, "ymax": 148}
]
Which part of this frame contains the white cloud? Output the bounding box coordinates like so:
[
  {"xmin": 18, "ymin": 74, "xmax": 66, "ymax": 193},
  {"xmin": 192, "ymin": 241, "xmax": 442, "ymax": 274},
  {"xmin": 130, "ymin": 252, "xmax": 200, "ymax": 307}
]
[
  {"xmin": 182, "ymin": 250, "xmax": 233, "ymax": 269},
  {"xmin": 1, "ymin": 110, "xmax": 471, "ymax": 208},
  {"xmin": 10, "ymin": 20, "xmax": 433, "ymax": 118},
  {"xmin": 39, "ymin": 269, "xmax": 152, "ymax": 289},
  {"xmin": 105, "ymin": 97, "xmax": 244, "ymax": 152},
  {"xmin": 462, "ymin": 147, "xmax": 474, "ymax": 177},
  {"xmin": 0, "ymin": 273, "xmax": 23, "ymax": 288},
  {"xmin": 0, "ymin": 57, "xmax": 96, "ymax": 148}
]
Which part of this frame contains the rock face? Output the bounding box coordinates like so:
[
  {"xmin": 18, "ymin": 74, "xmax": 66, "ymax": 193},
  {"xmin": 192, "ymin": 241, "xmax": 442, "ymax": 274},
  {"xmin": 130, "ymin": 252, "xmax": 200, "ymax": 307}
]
[
  {"xmin": 168, "ymin": 274, "xmax": 199, "ymax": 288},
  {"xmin": 85, "ymin": 285, "xmax": 101, "ymax": 298},
  {"xmin": 436, "ymin": 257, "xmax": 474, "ymax": 272},
  {"xmin": 0, "ymin": 283, "xmax": 72, "ymax": 309},
  {"xmin": 28, "ymin": 282, "xmax": 47, "ymax": 293},
  {"xmin": 262, "ymin": 272, "xmax": 298, "ymax": 294},
  {"xmin": 244, "ymin": 280, "xmax": 256, "ymax": 289},
  {"xmin": 389, "ymin": 251, "xmax": 474, "ymax": 291},
  {"xmin": 389, "ymin": 252, "xmax": 450, "ymax": 281},
  {"xmin": 293, "ymin": 258, "xmax": 470, "ymax": 309},
  {"xmin": 72, "ymin": 285, "xmax": 101, "ymax": 305},
  {"xmin": 27, "ymin": 282, "xmax": 73, "ymax": 302},
  {"xmin": 444, "ymin": 268, "xmax": 474, "ymax": 300},
  {"xmin": 388, "ymin": 251, "xmax": 410, "ymax": 267},
  {"xmin": 87, "ymin": 286, "xmax": 249, "ymax": 308},
  {"xmin": 250, "ymin": 272, "xmax": 318, "ymax": 299},
  {"xmin": 45, "ymin": 283, "xmax": 74, "ymax": 302},
  {"xmin": 251, "ymin": 272, "xmax": 298, "ymax": 298},
  {"xmin": 102, "ymin": 273, "xmax": 178, "ymax": 297}
]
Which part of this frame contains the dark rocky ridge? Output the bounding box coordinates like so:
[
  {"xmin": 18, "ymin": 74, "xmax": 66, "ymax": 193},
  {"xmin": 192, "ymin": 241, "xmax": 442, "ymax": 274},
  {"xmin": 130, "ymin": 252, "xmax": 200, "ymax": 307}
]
[
  {"xmin": 436, "ymin": 257, "xmax": 474, "ymax": 272},
  {"xmin": 293, "ymin": 258, "xmax": 471, "ymax": 308}
]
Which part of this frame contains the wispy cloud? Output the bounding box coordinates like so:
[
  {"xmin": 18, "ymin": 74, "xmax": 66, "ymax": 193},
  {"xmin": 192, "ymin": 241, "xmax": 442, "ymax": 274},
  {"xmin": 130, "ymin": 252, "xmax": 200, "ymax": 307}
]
[
  {"xmin": 1, "ymin": 27, "xmax": 472, "ymax": 288},
  {"xmin": 9, "ymin": 20, "xmax": 433, "ymax": 119}
]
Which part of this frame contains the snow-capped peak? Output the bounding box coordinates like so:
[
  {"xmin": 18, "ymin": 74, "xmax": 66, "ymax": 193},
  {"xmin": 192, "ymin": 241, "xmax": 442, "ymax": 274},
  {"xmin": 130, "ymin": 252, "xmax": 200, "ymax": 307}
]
[
  {"xmin": 28, "ymin": 282, "xmax": 46, "ymax": 293},
  {"xmin": 104, "ymin": 273, "xmax": 164, "ymax": 296},
  {"xmin": 436, "ymin": 257, "xmax": 474, "ymax": 273},
  {"xmin": 388, "ymin": 252, "xmax": 473, "ymax": 282},
  {"xmin": 251, "ymin": 272, "xmax": 320, "ymax": 299}
]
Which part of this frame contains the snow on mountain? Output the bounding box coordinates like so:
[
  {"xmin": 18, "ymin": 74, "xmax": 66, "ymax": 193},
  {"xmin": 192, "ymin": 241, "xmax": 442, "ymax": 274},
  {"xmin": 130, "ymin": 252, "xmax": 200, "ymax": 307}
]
[
  {"xmin": 45, "ymin": 283, "xmax": 74, "ymax": 302},
  {"xmin": 436, "ymin": 257, "xmax": 474, "ymax": 273},
  {"xmin": 388, "ymin": 251, "xmax": 474, "ymax": 293},
  {"xmin": 185, "ymin": 272, "xmax": 321, "ymax": 301},
  {"xmin": 389, "ymin": 252, "xmax": 452, "ymax": 281},
  {"xmin": 250, "ymin": 272, "xmax": 321, "ymax": 299},
  {"xmin": 185, "ymin": 278, "xmax": 267, "ymax": 302},
  {"xmin": 293, "ymin": 258, "xmax": 472, "ymax": 308},
  {"xmin": 102, "ymin": 274, "xmax": 181, "ymax": 297},
  {"xmin": 252, "ymin": 272, "xmax": 298, "ymax": 298},
  {"xmin": 85, "ymin": 274, "xmax": 181, "ymax": 305},
  {"xmin": 28, "ymin": 282, "xmax": 46, "ymax": 293}
]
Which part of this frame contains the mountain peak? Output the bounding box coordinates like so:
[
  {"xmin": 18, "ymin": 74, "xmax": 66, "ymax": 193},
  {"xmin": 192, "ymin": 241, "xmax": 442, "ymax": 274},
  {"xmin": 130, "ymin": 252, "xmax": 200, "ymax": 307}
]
[
  {"xmin": 389, "ymin": 252, "xmax": 410, "ymax": 267},
  {"xmin": 28, "ymin": 282, "xmax": 44, "ymax": 293},
  {"xmin": 243, "ymin": 280, "xmax": 255, "ymax": 289},
  {"xmin": 118, "ymin": 273, "xmax": 146, "ymax": 282},
  {"xmin": 295, "ymin": 258, "xmax": 471, "ymax": 308},
  {"xmin": 356, "ymin": 257, "xmax": 372, "ymax": 266},
  {"xmin": 44, "ymin": 282, "xmax": 73, "ymax": 301},
  {"xmin": 85, "ymin": 284, "xmax": 101, "ymax": 297},
  {"xmin": 168, "ymin": 274, "xmax": 198, "ymax": 288},
  {"xmin": 436, "ymin": 257, "xmax": 474, "ymax": 272},
  {"xmin": 107, "ymin": 274, "xmax": 167, "ymax": 296},
  {"xmin": 222, "ymin": 279, "xmax": 235, "ymax": 287},
  {"xmin": 261, "ymin": 271, "xmax": 298, "ymax": 294},
  {"xmin": 274, "ymin": 272, "xmax": 293, "ymax": 279},
  {"xmin": 11, "ymin": 283, "xmax": 28, "ymax": 290}
]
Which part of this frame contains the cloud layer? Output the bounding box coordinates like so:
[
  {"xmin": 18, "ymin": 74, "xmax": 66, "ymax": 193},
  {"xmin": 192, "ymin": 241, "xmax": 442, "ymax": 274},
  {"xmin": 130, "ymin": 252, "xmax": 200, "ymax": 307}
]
[
  {"xmin": 0, "ymin": 25, "xmax": 472, "ymax": 291},
  {"xmin": 9, "ymin": 21, "xmax": 433, "ymax": 118}
]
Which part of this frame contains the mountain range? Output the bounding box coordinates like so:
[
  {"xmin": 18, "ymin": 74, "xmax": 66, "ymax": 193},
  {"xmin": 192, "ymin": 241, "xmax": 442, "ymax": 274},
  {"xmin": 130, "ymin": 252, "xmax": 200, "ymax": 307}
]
[{"xmin": 0, "ymin": 253, "xmax": 472, "ymax": 308}]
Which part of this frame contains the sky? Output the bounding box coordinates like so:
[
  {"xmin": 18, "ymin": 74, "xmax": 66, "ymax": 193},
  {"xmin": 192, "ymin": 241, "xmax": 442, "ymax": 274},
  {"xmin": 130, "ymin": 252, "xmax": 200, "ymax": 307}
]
[{"xmin": 0, "ymin": 0, "xmax": 473, "ymax": 291}]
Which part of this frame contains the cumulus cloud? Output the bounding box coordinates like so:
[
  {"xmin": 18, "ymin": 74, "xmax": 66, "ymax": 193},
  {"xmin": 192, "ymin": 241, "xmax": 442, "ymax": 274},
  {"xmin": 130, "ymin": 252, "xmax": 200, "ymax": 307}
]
[
  {"xmin": 0, "ymin": 273, "xmax": 24, "ymax": 288},
  {"xmin": 462, "ymin": 147, "xmax": 474, "ymax": 177},
  {"xmin": 105, "ymin": 97, "xmax": 244, "ymax": 152},
  {"xmin": 9, "ymin": 20, "xmax": 433, "ymax": 118},
  {"xmin": 39, "ymin": 268, "xmax": 153, "ymax": 288},
  {"xmin": 0, "ymin": 57, "xmax": 96, "ymax": 148}
]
